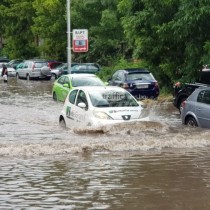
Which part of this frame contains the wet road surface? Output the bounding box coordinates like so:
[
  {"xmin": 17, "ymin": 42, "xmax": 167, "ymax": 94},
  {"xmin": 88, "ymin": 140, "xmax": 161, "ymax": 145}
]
[{"xmin": 0, "ymin": 77, "xmax": 210, "ymax": 209}]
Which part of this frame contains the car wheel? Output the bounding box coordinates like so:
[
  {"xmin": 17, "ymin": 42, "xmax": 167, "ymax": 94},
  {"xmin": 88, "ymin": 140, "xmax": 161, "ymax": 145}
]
[
  {"xmin": 51, "ymin": 73, "xmax": 57, "ymax": 80},
  {"xmin": 46, "ymin": 76, "xmax": 51, "ymax": 81},
  {"xmin": 16, "ymin": 73, "xmax": 20, "ymax": 79},
  {"xmin": 185, "ymin": 116, "xmax": 198, "ymax": 127},
  {"xmin": 26, "ymin": 74, "xmax": 31, "ymax": 81},
  {"xmin": 53, "ymin": 92, "xmax": 57, "ymax": 101},
  {"xmin": 59, "ymin": 118, "xmax": 66, "ymax": 129}
]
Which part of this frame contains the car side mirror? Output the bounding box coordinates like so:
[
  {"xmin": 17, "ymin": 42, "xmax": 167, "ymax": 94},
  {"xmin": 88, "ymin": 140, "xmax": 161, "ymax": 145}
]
[{"xmin": 78, "ymin": 102, "xmax": 86, "ymax": 109}]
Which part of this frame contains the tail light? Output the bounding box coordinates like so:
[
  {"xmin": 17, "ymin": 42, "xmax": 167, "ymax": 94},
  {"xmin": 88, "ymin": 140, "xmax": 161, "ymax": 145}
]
[
  {"xmin": 47, "ymin": 63, "xmax": 52, "ymax": 69},
  {"xmin": 122, "ymin": 83, "xmax": 129, "ymax": 89},
  {"xmin": 32, "ymin": 63, "xmax": 35, "ymax": 71},
  {"xmin": 181, "ymin": 100, "xmax": 186, "ymax": 109},
  {"xmin": 154, "ymin": 82, "xmax": 159, "ymax": 88}
]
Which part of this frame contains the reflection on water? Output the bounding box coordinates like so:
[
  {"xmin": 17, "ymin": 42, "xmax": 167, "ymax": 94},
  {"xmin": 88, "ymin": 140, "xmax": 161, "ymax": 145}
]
[
  {"xmin": 0, "ymin": 78, "xmax": 210, "ymax": 209},
  {"xmin": 0, "ymin": 151, "xmax": 210, "ymax": 209}
]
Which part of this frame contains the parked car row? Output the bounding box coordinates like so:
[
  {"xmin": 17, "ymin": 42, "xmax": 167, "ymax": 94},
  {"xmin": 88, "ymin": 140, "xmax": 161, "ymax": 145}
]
[{"xmin": 0, "ymin": 58, "xmax": 101, "ymax": 80}]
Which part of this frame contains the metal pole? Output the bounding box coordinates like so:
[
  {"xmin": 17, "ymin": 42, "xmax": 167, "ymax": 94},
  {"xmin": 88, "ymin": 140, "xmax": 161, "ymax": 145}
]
[{"xmin": 67, "ymin": 0, "xmax": 71, "ymax": 74}]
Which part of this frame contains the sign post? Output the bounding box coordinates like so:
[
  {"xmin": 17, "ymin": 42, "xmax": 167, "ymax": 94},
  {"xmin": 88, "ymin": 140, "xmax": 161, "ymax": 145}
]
[
  {"xmin": 73, "ymin": 29, "xmax": 88, "ymax": 52},
  {"xmin": 67, "ymin": 0, "xmax": 71, "ymax": 74}
]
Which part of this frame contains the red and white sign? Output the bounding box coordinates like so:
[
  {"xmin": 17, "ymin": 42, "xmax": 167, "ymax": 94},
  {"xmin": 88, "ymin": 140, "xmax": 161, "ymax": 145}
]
[{"xmin": 72, "ymin": 29, "xmax": 88, "ymax": 52}]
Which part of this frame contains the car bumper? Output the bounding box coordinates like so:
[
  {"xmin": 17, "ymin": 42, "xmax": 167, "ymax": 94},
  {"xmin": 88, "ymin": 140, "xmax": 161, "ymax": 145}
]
[
  {"xmin": 129, "ymin": 89, "xmax": 159, "ymax": 100},
  {"xmin": 89, "ymin": 117, "xmax": 150, "ymax": 127}
]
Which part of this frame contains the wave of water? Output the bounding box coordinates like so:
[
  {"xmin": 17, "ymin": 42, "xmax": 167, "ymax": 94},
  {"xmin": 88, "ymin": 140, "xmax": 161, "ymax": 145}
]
[
  {"xmin": 0, "ymin": 120, "xmax": 210, "ymax": 157},
  {"xmin": 1, "ymin": 81, "xmax": 210, "ymax": 157}
]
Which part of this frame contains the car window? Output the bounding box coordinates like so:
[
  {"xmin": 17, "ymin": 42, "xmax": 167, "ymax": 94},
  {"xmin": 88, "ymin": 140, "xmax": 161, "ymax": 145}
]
[
  {"xmin": 71, "ymin": 77, "xmax": 104, "ymax": 87},
  {"xmin": 34, "ymin": 62, "xmax": 47, "ymax": 68},
  {"xmin": 117, "ymin": 72, "xmax": 125, "ymax": 81},
  {"xmin": 197, "ymin": 90, "xmax": 210, "ymax": 104},
  {"xmin": 127, "ymin": 72, "xmax": 154, "ymax": 81},
  {"xmin": 87, "ymin": 65, "xmax": 98, "ymax": 71},
  {"xmin": 24, "ymin": 62, "xmax": 30, "ymax": 68},
  {"xmin": 64, "ymin": 76, "xmax": 70, "ymax": 85},
  {"xmin": 57, "ymin": 76, "xmax": 65, "ymax": 84},
  {"xmin": 112, "ymin": 71, "xmax": 119, "ymax": 81},
  {"xmin": 76, "ymin": 90, "xmax": 88, "ymax": 110},
  {"xmin": 69, "ymin": 89, "xmax": 78, "ymax": 104}
]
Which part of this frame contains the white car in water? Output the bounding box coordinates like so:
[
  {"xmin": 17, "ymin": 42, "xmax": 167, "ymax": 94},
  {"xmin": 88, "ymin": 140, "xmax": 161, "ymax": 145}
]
[{"xmin": 59, "ymin": 86, "xmax": 147, "ymax": 128}]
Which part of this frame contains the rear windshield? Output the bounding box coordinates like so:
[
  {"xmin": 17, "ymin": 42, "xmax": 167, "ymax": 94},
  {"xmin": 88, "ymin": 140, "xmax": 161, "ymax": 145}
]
[
  {"xmin": 127, "ymin": 72, "xmax": 155, "ymax": 81},
  {"xmin": 34, "ymin": 62, "xmax": 47, "ymax": 68}
]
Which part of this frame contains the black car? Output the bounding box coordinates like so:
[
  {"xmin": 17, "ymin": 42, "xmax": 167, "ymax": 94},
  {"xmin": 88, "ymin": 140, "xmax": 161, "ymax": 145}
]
[
  {"xmin": 173, "ymin": 67, "xmax": 210, "ymax": 112},
  {"xmin": 108, "ymin": 68, "xmax": 159, "ymax": 100}
]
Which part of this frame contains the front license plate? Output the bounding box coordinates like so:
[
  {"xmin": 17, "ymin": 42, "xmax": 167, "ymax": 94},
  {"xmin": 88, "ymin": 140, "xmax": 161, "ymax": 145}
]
[{"xmin": 137, "ymin": 84, "xmax": 148, "ymax": 89}]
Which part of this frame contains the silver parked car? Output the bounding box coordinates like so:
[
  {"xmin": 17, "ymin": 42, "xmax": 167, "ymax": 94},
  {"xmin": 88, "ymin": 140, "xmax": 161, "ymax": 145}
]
[
  {"xmin": 16, "ymin": 59, "xmax": 51, "ymax": 80},
  {"xmin": 0, "ymin": 64, "xmax": 16, "ymax": 77},
  {"xmin": 181, "ymin": 86, "xmax": 210, "ymax": 128}
]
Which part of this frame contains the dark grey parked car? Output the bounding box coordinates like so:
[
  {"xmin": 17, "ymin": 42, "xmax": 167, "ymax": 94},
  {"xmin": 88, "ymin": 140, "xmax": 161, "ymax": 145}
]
[
  {"xmin": 16, "ymin": 59, "xmax": 52, "ymax": 80},
  {"xmin": 181, "ymin": 86, "xmax": 210, "ymax": 128}
]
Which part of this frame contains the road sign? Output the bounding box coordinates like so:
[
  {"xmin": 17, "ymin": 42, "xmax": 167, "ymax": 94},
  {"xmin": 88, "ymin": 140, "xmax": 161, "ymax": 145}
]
[{"xmin": 72, "ymin": 29, "xmax": 88, "ymax": 52}]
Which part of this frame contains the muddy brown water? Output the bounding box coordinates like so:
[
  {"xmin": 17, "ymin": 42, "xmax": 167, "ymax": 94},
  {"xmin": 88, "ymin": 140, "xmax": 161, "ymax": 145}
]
[{"xmin": 0, "ymin": 77, "xmax": 210, "ymax": 209}]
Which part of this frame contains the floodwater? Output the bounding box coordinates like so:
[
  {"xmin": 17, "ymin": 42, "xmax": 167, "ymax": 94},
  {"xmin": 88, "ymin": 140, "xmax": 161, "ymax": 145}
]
[{"xmin": 0, "ymin": 77, "xmax": 210, "ymax": 210}]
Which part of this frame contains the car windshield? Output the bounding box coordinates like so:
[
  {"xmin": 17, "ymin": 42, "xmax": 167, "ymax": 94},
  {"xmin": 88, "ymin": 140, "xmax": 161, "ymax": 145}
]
[
  {"xmin": 88, "ymin": 89, "xmax": 139, "ymax": 107},
  {"xmin": 127, "ymin": 72, "xmax": 154, "ymax": 81},
  {"xmin": 71, "ymin": 77, "xmax": 104, "ymax": 87},
  {"xmin": 72, "ymin": 65, "xmax": 98, "ymax": 71},
  {"xmin": 56, "ymin": 63, "xmax": 67, "ymax": 70}
]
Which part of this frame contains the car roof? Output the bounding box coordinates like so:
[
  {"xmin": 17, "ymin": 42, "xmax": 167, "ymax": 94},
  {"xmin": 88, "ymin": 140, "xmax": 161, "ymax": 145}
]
[
  {"xmin": 25, "ymin": 59, "xmax": 47, "ymax": 62},
  {"xmin": 196, "ymin": 86, "xmax": 210, "ymax": 91},
  {"xmin": 118, "ymin": 68, "xmax": 150, "ymax": 73},
  {"xmin": 73, "ymin": 86, "xmax": 126, "ymax": 92},
  {"xmin": 61, "ymin": 73, "xmax": 98, "ymax": 79},
  {"xmin": 188, "ymin": 86, "xmax": 210, "ymax": 101}
]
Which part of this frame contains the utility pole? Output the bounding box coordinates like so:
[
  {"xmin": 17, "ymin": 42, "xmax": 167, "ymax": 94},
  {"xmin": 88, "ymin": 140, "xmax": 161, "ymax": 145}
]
[{"xmin": 67, "ymin": 0, "xmax": 71, "ymax": 74}]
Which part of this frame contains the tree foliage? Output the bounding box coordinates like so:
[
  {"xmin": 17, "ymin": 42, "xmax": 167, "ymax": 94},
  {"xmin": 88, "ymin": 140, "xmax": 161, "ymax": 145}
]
[{"xmin": 1, "ymin": 0, "xmax": 210, "ymax": 88}]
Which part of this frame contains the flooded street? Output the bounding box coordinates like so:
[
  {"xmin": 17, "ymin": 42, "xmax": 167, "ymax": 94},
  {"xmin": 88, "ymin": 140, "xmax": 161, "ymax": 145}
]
[{"xmin": 0, "ymin": 78, "xmax": 210, "ymax": 209}]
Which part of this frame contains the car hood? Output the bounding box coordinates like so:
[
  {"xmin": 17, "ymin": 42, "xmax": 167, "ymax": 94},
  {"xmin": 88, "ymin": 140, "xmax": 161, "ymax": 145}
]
[{"xmin": 93, "ymin": 106, "xmax": 143, "ymax": 120}]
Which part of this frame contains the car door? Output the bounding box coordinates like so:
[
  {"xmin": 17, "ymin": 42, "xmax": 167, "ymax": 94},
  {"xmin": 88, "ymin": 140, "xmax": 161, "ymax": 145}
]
[
  {"xmin": 65, "ymin": 89, "xmax": 78, "ymax": 126},
  {"xmin": 61, "ymin": 76, "xmax": 71, "ymax": 101},
  {"xmin": 23, "ymin": 61, "xmax": 31, "ymax": 78},
  {"xmin": 18, "ymin": 62, "xmax": 27, "ymax": 78},
  {"xmin": 70, "ymin": 90, "xmax": 89, "ymax": 124},
  {"xmin": 56, "ymin": 76, "xmax": 70, "ymax": 101},
  {"xmin": 196, "ymin": 90, "xmax": 210, "ymax": 128}
]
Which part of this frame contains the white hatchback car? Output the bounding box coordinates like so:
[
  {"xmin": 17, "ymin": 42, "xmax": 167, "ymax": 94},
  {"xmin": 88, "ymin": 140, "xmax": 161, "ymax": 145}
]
[{"xmin": 59, "ymin": 86, "xmax": 147, "ymax": 128}]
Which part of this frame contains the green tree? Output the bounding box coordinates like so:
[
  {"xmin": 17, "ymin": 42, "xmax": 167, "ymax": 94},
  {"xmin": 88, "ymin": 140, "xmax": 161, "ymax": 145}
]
[
  {"xmin": 32, "ymin": 0, "xmax": 67, "ymax": 61},
  {"xmin": 118, "ymin": 0, "xmax": 210, "ymax": 87},
  {"xmin": 2, "ymin": 0, "xmax": 38, "ymax": 59}
]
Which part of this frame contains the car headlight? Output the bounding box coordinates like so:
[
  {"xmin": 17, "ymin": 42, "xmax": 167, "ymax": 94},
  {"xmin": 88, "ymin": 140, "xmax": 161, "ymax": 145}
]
[{"xmin": 93, "ymin": 111, "xmax": 113, "ymax": 120}]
